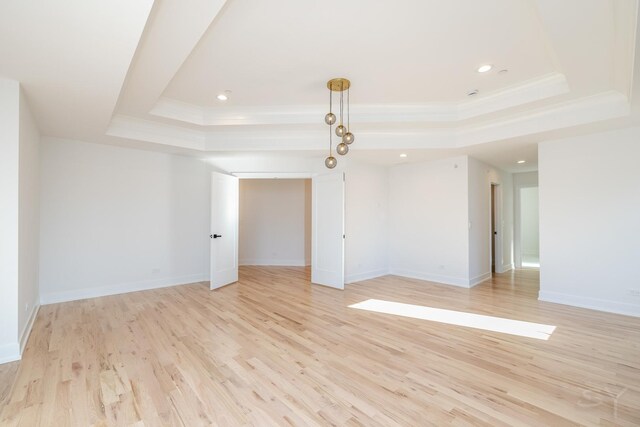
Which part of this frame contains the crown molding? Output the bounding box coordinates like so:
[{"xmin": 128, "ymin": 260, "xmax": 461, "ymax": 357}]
[
  {"xmin": 108, "ymin": 90, "xmax": 629, "ymax": 152},
  {"xmin": 456, "ymin": 73, "xmax": 568, "ymax": 119},
  {"xmin": 232, "ymin": 172, "xmax": 315, "ymax": 179},
  {"xmin": 457, "ymin": 90, "xmax": 630, "ymax": 147},
  {"xmin": 149, "ymin": 73, "xmax": 569, "ymax": 126},
  {"xmin": 106, "ymin": 115, "xmax": 206, "ymax": 150}
]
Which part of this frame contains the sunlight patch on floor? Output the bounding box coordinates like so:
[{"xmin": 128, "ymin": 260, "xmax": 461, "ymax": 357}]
[{"xmin": 349, "ymin": 299, "xmax": 556, "ymax": 340}]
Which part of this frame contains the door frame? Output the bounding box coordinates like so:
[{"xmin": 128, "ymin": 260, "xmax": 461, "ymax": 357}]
[
  {"xmin": 234, "ymin": 173, "xmax": 313, "ymax": 270},
  {"xmin": 231, "ymin": 172, "xmax": 332, "ymax": 284},
  {"xmin": 515, "ymin": 184, "xmax": 540, "ymax": 268},
  {"xmin": 231, "ymin": 171, "xmax": 345, "ymax": 288},
  {"xmin": 489, "ymin": 182, "xmax": 505, "ymax": 274}
]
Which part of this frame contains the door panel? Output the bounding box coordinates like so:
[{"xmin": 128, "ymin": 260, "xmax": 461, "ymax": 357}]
[
  {"xmin": 210, "ymin": 172, "xmax": 239, "ymax": 289},
  {"xmin": 311, "ymin": 172, "xmax": 345, "ymax": 289}
]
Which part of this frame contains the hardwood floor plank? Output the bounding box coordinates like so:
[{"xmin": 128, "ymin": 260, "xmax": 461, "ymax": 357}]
[
  {"xmin": 1, "ymin": 266, "xmax": 639, "ymax": 426},
  {"xmin": 0, "ymin": 360, "xmax": 20, "ymax": 416}
]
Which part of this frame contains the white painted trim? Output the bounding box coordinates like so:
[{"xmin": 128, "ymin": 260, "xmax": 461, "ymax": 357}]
[
  {"xmin": 0, "ymin": 343, "xmax": 20, "ymax": 365},
  {"xmin": 469, "ymin": 272, "xmax": 492, "ymax": 287},
  {"xmin": 389, "ymin": 268, "xmax": 472, "ymax": 288},
  {"xmin": 345, "ymin": 269, "xmax": 389, "ymax": 284},
  {"xmin": 489, "ymin": 182, "xmax": 503, "ymax": 275},
  {"xmin": 106, "ymin": 115, "xmax": 206, "ymax": 150},
  {"xmin": 457, "ymin": 73, "xmax": 569, "ymax": 119},
  {"xmin": 539, "ymin": 291, "xmax": 640, "ymax": 317},
  {"xmin": 239, "ymin": 259, "xmax": 308, "ymax": 267},
  {"xmin": 40, "ymin": 274, "xmax": 208, "ymax": 305},
  {"xmin": 108, "ymin": 90, "xmax": 630, "ymax": 154},
  {"xmin": 233, "ymin": 172, "xmax": 314, "ymax": 179},
  {"xmin": 19, "ymin": 304, "xmax": 39, "ymax": 354},
  {"xmin": 150, "ymin": 73, "xmax": 568, "ymax": 126}
]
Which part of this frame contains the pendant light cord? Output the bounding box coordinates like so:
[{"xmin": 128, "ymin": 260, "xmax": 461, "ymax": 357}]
[
  {"xmin": 340, "ymin": 87, "xmax": 344, "ymax": 127},
  {"xmin": 329, "ymin": 106, "xmax": 333, "ymax": 155}
]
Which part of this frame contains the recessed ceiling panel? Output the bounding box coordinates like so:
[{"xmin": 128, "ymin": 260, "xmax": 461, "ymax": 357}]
[{"xmin": 164, "ymin": 0, "xmax": 556, "ymax": 106}]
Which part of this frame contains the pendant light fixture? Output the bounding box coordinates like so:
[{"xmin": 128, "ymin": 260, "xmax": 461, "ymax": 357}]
[{"xmin": 324, "ymin": 78, "xmax": 354, "ymax": 168}]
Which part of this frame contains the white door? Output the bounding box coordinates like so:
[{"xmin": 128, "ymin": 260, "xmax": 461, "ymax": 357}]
[
  {"xmin": 210, "ymin": 172, "xmax": 239, "ymax": 290},
  {"xmin": 312, "ymin": 172, "xmax": 345, "ymax": 289}
]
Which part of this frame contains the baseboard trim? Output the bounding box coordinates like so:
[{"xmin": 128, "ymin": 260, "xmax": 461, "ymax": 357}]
[
  {"xmin": 0, "ymin": 343, "xmax": 20, "ymax": 365},
  {"xmin": 239, "ymin": 259, "xmax": 307, "ymax": 267},
  {"xmin": 345, "ymin": 269, "xmax": 388, "ymax": 284},
  {"xmin": 19, "ymin": 304, "xmax": 39, "ymax": 355},
  {"xmin": 389, "ymin": 268, "xmax": 472, "ymax": 288},
  {"xmin": 469, "ymin": 272, "xmax": 492, "ymax": 287},
  {"xmin": 40, "ymin": 273, "xmax": 208, "ymax": 305},
  {"xmin": 539, "ymin": 290, "xmax": 640, "ymax": 317}
]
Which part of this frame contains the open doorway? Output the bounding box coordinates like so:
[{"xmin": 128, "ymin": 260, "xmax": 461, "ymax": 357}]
[
  {"xmin": 238, "ymin": 178, "xmax": 311, "ymax": 268},
  {"xmin": 210, "ymin": 171, "xmax": 345, "ymax": 290},
  {"xmin": 519, "ymin": 187, "xmax": 539, "ymax": 268},
  {"xmin": 514, "ymin": 172, "xmax": 539, "ymax": 269}
]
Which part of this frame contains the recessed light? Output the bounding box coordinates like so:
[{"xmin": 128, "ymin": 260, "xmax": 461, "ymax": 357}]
[
  {"xmin": 498, "ymin": 69, "xmax": 509, "ymax": 74},
  {"xmin": 517, "ymin": 160, "xmax": 526, "ymax": 164},
  {"xmin": 217, "ymin": 94, "xmax": 228, "ymax": 101},
  {"xmin": 477, "ymin": 64, "xmax": 492, "ymax": 73},
  {"xmin": 400, "ymin": 153, "xmax": 407, "ymax": 158}
]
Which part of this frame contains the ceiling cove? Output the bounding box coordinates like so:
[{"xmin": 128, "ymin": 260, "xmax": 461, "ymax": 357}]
[{"xmin": 1, "ymin": 0, "xmax": 639, "ymax": 171}]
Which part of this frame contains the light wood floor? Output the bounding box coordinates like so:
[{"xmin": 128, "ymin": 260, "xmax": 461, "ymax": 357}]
[
  {"xmin": 0, "ymin": 361, "xmax": 20, "ymax": 416},
  {"xmin": 1, "ymin": 267, "xmax": 639, "ymax": 426}
]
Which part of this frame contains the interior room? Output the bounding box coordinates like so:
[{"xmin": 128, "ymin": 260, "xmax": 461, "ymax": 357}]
[
  {"xmin": 1, "ymin": 1, "xmax": 639, "ymax": 425},
  {"xmin": 238, "ymin": 178, "xmax": 312, "ymax": 268}
]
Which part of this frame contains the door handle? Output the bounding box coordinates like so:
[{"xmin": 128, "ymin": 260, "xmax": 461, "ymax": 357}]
[{"xmin": 210, "ymin": 234, "xmax": 222, "ymax": 239}]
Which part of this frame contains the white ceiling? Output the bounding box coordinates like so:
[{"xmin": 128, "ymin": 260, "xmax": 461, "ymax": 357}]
[
  {"xmin": 1, "ymin": 0, "xmax": 639, "ymax": 172},
  {"xmin": 164, "ymin": 0, "xmax": 557, "ymax": 105},
  {"xmin": 0, "ymin": 0, "xmax": 153, "ymax": 139}
]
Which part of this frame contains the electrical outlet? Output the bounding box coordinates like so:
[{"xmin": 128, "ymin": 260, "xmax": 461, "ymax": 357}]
[{"xmin": 627, "ymin": 289, "xmax": 640, "ymax": 297}]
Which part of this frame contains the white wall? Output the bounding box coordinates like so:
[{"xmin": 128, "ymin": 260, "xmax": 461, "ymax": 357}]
[
  {"xmin": 238, "ymin": 179, "xmax": 310, "ymax": 266},
  {"xmin": 539, "ymin": 126, "xmax": 640, "ymax": 316},
  {"xmin": 39, "ymin": 138, "xmax": 211, "ymax": 304},
  {"xmin": 345, "ymin": 161, "xmax": 389, "ymax": 283},
  {"xmin": 389, "ymin": 156, "xmax": 470, "ymax": 286},
  {"xmin": 513, "ymin": 171, "xmax": 539, "ymax": 267},
  {"xmin": 520, "ymin": 187, "xmax": 539, "ymax": 257},
  {"xmin": 18, "ymin": 89, "xmax": 40, "ymax": 351},
  {"xmin": 468, "ymin": 157, "xmax": 514, "ymax": 282},
  {"xmin": 0, "ymin": 78, "xmax": 20, "ymax": 362},
  {"xmin": 0, "ymin": 80, "xmax": 40, "ymax": 363}
]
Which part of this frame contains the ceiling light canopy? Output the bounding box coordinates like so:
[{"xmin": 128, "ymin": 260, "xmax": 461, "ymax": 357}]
[
  {"xmin": 324, "ymin": 78, "xmax": 355, "ymax": 169},
  {"xmin": 477, "ymin": 64, "xmax": 492, "ymax": 73}
]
